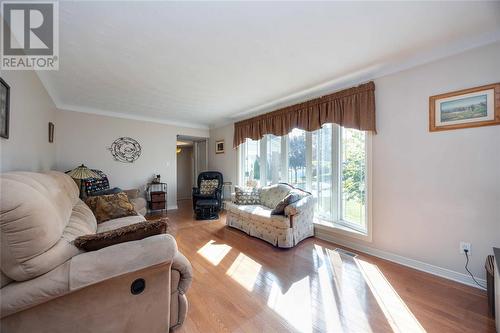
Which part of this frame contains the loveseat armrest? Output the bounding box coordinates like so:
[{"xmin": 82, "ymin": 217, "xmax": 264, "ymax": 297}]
[
  {"xmin": 171, "ymin": 252, "xmax": 193, "ymax": 295},
  {"xmin": 284, "ymin": 195, "xmax": 315, "ymax": 217},
  {"xmin": 69, "ymin": 234, "xmax": 178, "ymax": 291}
]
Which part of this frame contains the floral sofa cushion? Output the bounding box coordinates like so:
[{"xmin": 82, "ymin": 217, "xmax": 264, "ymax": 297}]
[
  {"xmin": 259, "ymin": 183, "xmax": 293, "ymax": 209},
  {"xmin": 235, "ymin": 186, "xmax": 261, "ymax": 205},
  {"xmin": 225, "ymin": 203, "xmax": 289, "ymax": 229}
]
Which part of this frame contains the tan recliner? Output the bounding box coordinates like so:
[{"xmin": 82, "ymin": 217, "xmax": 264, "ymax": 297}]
[{"xmin": 0, "ymin": 171, "xmax": 192, "ymax": 332}]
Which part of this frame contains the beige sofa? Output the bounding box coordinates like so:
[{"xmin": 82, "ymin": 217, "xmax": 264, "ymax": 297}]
[
  {"xmin": 0, "ymin": 171, "xmax": 192, "ymax": 333},
  {"xmin": 226, "ymin": 183, "xmax": 315, "ymax": 248}
]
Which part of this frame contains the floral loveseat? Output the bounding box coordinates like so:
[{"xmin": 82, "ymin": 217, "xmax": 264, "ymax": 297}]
[{"xmin": 225, "ymin": 183, "xmax": 315, "ymax": 248}]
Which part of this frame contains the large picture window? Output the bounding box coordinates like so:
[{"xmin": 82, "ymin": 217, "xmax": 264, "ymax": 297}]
[{"xmin": 238, "ymin": 124, "xmax": 370, "ymax": 234}]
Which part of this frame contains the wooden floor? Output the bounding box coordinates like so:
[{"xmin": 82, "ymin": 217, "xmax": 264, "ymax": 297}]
[{"xmin": 148, "ymin": 200, "xmax": 495, "ymax": 333}]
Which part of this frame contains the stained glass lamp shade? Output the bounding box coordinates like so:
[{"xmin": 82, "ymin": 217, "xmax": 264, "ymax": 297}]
[
  {"xmin": 67, "ymin": 164, "xmax": 101, "ymax": 180},
  {"xmin": 67, "ymin": 164, "xmax": 101, "ymax": 198}
]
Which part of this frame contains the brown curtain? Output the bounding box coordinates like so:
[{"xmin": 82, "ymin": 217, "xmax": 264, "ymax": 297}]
[{"xmin": 233, "ymin": 81, "xmax": 376, "ymax": 148}]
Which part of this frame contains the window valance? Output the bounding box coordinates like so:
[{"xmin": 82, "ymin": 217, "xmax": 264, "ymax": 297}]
[{"xmin": 233, "ymin": 81, "xmax": 376, "ymax": 148}]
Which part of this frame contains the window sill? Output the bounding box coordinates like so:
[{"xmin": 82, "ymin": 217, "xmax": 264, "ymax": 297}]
[{"xmin": 314, "ymin": 218, "xmax": 372, "ymax": 242}]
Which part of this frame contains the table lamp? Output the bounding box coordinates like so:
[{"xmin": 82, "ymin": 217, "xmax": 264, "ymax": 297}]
[{"xmin": 67, "ymin": 164, "xmax": 101, "ymax": 198}]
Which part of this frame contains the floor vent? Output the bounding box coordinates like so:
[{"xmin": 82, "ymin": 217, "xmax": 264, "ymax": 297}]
[{"xmin": 334, "ymin": 248, "xmax": 358, "ymax": 258}]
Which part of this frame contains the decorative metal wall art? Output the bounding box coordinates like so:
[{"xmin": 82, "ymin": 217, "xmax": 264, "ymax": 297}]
[{"xmin": 108, "ymin": 137, "xmax": 142, "ymax": 163}]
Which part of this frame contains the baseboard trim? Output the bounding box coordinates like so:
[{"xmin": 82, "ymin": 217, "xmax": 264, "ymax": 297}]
[{"xmin": 315, "ymin": 227, "xmax": 486, "ymax": 290}]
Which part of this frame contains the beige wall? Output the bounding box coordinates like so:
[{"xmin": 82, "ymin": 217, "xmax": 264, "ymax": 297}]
[
  {"xmin": 56, "ymin": 110, "xmax": 209, "ymax": 209},
  {"xmin": 208, "ymin": 124, "xmax": 237, "ymax": 185},
  {"xmin": 176, "ymin": 146, "xmax": 193, "ymax": 200},
  {"xmin": 362, "ymin": 42, "xmax": 500, "ymax": 280},
  {"xmin": 209, "ymin": 42, "xmax": 500, "ymax": 280},
  {"xmin": 0, "ymin": 71, "xmax": 57, "ymax": 172}
]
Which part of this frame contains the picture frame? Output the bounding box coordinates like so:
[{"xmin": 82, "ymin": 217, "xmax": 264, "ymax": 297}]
[
  {"xmin": 48, "ymin": 122, "xmax": 55, "ymax": 143},
  {"xmin": 0, "ymin": 78, "xmax": 10, "ymax": 139},
  {"xmin": 429, "ymin": 83, "xmax": 500, "ymax": 132},
  {"xmin": 215, "ymin": 139, "xmax": 224, "ymax": 154}
]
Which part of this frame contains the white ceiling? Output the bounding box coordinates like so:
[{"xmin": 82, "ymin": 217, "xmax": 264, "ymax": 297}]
[{"xmin": 38, "ymin": 1, "xmax": 500, "ymax": 129}]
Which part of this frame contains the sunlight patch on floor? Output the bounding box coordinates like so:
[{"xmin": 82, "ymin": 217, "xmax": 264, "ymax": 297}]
[
  {"xmin": 355, "ymin": 258, "xmax": 427, "ymax": 333},
  {"xmin": 267, "ymin": 276, "xmax": 313, "ymax": 333},
  {"xmin": 313, "ymin": 245, "xmax": 345, "ymax": 332},
  {"xmin": 226, "ymin": 252, "xmax": 262, "ymax": 292},
  {"xmin": 317, "ymin": 245, "xmax": 374, "ymax": 333},
  {"xmin": 196, "ymin": 240, "xmax": 231, "ymax": 265}
]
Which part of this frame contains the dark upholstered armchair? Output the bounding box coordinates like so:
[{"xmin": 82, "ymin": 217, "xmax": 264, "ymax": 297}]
[{"xmin": 192, "ymin": 171, "xmax": 223, "ymax": 219}]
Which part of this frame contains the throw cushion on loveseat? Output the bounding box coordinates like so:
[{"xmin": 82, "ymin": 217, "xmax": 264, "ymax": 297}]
[
  {"xmin": 260, "ymin": 183, "xmax": 293, "ymax": 209},
  {"xmin": 74, "ymin": 218, "xmax": 168, "ymax": 251},
  {"xmin": 235, "ymin": 186, "xmax": 261, "ymax": 204},
  {"xmin": 85, "ymin": 192, "xmax": 137, "ymax": 223},
  {"xmin": 271, "ymin": 189, "xmax": 305, "ymax": 215}
]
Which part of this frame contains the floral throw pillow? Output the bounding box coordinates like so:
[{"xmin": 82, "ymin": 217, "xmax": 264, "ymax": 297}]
[
  {"xmin": 200, "ymin": 179, "xmax": 219, "ymax": 195},
  {"xmin": 85, "ymin": 192, "xmax": 137, "ymax": 223},
  {"xmin": 235, "ymin": 186, "xmax": 261, "ymax": 205}
]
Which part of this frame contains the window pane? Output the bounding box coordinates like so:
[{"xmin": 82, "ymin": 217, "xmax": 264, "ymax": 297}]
[
  {"xmin": 266, "ymin": 135, "xmax": 282, "ymax": 185},
  {"xmin": 288, "ymin": 129, "xmax": 307, "ymax": 190},
  {"xmin": 341, "ymin": 128, "xmax": 366, "ymax": 226},
  {"xmin": 312, "ymin": 124, "xmax": 333, "ymax": 220},
  {"xmin": 242, "ymin": 139, "xmax": 261, "ymax": 187}
]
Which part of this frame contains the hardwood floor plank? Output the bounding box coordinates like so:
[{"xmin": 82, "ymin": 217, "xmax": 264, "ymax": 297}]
[{"xmin": 148, "ymin": 200, "xmax": 495, "ymax": 333}]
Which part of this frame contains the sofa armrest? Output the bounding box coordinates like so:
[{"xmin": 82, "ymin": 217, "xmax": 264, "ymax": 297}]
[
  {"xmin": 130, "ymin": 197, "xmax": 147, "ymax": 215},
  {"xmin": 284, "ymin": 195, "xmax": 315, "ymax": 217},
  {"xmin": 171, "ymin": 252, "xmax": 193, "ymax": 295},
  {"xmin": 123, "ymin": 188, "xmax": 140, "ymax": 200},
  {"xmin": 69, "ymin": 234, "xmax": 178, "ymax": 291}
]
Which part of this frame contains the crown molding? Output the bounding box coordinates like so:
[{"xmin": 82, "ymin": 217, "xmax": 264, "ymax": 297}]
[
  {"xmin": 224, "ymin": 32, "xmax": 500, "ymax": 127},
  {"xmin": 34, "ymin": 72, "xmax": 210, "ymax": 130},
  {"xmin": 33, "ymin": 31, "xmax": 500, "ymax": 132},
  {"xmin": 56, "ymin": 103, "xmax": 210, "ymax": 130}
]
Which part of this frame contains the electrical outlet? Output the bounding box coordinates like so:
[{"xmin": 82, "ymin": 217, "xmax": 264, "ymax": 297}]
[{"xmin": 459, "ymin": 242, "xmax": 471, "ymax": 255}]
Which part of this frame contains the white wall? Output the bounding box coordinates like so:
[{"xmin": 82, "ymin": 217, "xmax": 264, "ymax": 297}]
[
  {"xmin": 56, "ymin": 110, "xmax": 208, "ymax": 209},
  {"xmin": 209, "ymin": 42, "xmax": 500, "ymax": 281},
  {"xmin": 177, "ymin": 146, "xmax": 193, "ymax": 200},
  {"xmin": 367, "ymin": 42, "xmax": 500, "ymax": 280},
  {"xmin": 208, "ymin": 124, "xmax": 238, "ymax": 185},
  {"xmin": 0, "ymin": 71, "xmax": 57, "ymax": 172}
]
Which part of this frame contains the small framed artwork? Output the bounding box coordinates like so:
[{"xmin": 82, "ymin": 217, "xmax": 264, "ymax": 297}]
[
  {"xmin": 215, "ymin": 139, "xmax": 224, "ymax": 154},
  {"xmin": 48, "ymin": 122, "xmax": 55, "ymax": 143},
  {"xmin": 0, "ymin": 78, "xmax": 10, "ymax": 139},
  {"xmin": 429, "ymin": 83, "xmax": 500, "ymax": 132}
]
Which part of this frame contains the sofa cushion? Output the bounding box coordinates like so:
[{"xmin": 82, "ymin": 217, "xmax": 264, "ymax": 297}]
[
  {"xmin": 1, "ymin": 271, "xmax": 12, "ymax": 288},
  {"xmin": 96, "ymin": 214, "xmax": 146, "ymax": 233},
  {"xmin": 259, "ymin": 183, "xmax": 293, "ymax": 209},
  {"xmin": 234, "ymin": 186, "xmax": 261, "ymax": 205},
  {"xmin": 0, "ymin": 171, "xmax": 83, "ymax": 281},
  {"xmin": 226, "ymin": 203, "xmax": 290, "ymax": 229},
  {"xmin": 74, "ymin": 219, "xmax": 168, "ymax": 251},
  {"xmin": 85, "ymin": 192, "xmax": 137, "ymax": 223}
]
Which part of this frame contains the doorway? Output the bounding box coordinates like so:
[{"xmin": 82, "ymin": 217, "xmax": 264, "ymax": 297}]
[{"xmin": 176, "ymin": 136, "xmax": 208, "ymax": 201}]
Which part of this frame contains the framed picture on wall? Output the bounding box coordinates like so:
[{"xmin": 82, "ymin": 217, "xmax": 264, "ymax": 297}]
[
  {"xmin": 216, "ymin": 139, "xmax": 224, "ymax": 154},
  {"xmin": 0, "ymin": 78, "xmax": 10, "ymax": 139},
  {"xmin": 429, "ymin": 83, "xmax": 500, "ymax": 132}
]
